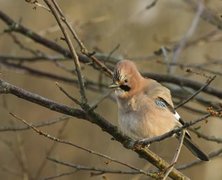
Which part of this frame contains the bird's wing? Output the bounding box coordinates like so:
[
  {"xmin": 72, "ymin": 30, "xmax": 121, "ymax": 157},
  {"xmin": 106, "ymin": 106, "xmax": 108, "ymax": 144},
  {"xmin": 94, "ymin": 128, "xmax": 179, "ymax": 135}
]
[
  {"xmin": 143, "ymin": 79, "xmax": 191, "ymax": 138},
  {"xmin": 155, "ymin": 97, "xmax": 181, "ymax": 122},
  {"xmin": 155, "ymin": 96, "xmax": 191, "ymax": 139},
  {"xmin": 145, "ymin": 80, "xmax": 185, "ymax": 124}
]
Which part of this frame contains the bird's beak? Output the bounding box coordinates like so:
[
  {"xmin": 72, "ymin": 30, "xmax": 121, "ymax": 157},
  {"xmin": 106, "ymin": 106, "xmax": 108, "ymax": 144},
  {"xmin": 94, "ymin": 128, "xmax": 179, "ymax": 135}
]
[{"xmin": 109, "ymin": 83, "xmax": 119, "ymax": 89}]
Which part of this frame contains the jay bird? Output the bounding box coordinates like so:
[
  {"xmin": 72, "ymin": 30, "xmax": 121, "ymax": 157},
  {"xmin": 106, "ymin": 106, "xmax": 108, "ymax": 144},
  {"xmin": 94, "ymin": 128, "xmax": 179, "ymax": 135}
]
[{"xmin": 110, "ymin": 60, "xmax": 209, "ymax": 161}]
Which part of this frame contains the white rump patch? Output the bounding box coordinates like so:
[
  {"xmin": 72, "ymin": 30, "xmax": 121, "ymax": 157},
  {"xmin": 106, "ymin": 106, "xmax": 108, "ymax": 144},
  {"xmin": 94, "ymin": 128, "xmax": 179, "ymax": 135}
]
[{"xmin": 174, "ymin": 111, "xmax": 180, "ymax": 120}]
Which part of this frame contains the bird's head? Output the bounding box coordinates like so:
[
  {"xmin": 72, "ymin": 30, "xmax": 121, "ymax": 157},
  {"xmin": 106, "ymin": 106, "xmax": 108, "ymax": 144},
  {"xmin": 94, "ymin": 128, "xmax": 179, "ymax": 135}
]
[{"xmin": 109, "ymin": 60, "xmax": 143, "ymax": 99}]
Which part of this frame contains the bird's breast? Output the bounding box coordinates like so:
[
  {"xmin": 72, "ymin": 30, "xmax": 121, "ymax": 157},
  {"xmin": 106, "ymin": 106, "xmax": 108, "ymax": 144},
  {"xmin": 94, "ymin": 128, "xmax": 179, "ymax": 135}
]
[
  {"xmin": 118, "ymin": 110, "xmax": 143, "ymax": 140},
  {"xmin": 117, "ymin": 96, "xmax": 176, "ymax": 140}
]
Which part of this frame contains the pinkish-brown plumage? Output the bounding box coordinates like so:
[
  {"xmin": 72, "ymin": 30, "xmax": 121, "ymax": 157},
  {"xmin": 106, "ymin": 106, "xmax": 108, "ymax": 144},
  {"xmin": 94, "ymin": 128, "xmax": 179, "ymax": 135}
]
[{"xmin": 111, "ymin": 60, "xmax": 209, "ymax": 161}]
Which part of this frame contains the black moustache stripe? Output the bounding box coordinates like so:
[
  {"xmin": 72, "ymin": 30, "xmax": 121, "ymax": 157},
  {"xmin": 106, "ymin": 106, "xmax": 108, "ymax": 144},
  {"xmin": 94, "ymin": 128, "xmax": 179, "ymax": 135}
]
[{"xmin": 119, "ymin": 85, "xmax": 131, "ymax": 91}]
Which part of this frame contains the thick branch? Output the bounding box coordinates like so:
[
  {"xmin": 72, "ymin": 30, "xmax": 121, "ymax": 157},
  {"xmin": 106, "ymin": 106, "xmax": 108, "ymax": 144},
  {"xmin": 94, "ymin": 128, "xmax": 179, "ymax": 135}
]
[
  {"xmin": 0, "ymin": 61, "xmax": 105, "ymax": 92},
  {"xmin": 0, "ymin": 10, "xmax": 72, "ymax": 59},
  {"xmin": 1, "ymin": 10, "xmax": 222, "ymax": 100},
  {"xmin": 0, "ymin": 10, "xmax": 112, "ymax": 76},
  {"xmin": 0, "ymin": 79, "xmax": 188, "ymax": 180},
  {"xmin": 143, "ymin": 73, "xmax": 222, "ymax": 99}
]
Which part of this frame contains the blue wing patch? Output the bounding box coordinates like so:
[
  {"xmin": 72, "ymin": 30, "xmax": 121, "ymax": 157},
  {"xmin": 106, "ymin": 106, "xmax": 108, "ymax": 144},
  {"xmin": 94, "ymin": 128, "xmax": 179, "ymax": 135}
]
[
  {"xmin": 155, "ymin": 97, "xmax": 181, "ymax": 121},
  {"xmin": 155, "ymin": 99, "xmax": 168, "ymax": 108}
]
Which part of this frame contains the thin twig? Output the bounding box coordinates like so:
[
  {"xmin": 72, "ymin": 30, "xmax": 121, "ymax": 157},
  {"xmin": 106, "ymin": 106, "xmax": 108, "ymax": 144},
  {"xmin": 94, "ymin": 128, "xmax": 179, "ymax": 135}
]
[
  {"xmin": 89, "ymin": 90, "xmax": 113, "ymax": 110},
  {"xmin": 55, "ymin": 82, "xmax": 81, "ymax": 105},
  {"xmin": 0, "ymin": 9, "xmax": 114, "ymax": 77},
  {"xmin": 177, "ymin": 147, "xmax": 222, "ymax": 170},
  {"xmin": 9, "ymin": 33, "xmax": 39, "ymax": 55},
  {"xmin": 175, "ymin": 75, "xmax": 216, "ymax": 109},
  {"xmin": 0, "ymin": 116, "xmax": 69, "ymax": 132},
  {"xmin": 179, "ymin": 104, "xmax": 206, "ymax": 115},
  {"xmin": 143, "ymin": 72, "xmax": 222, "ymax": 99},
  {"xmin": 0, "ymin": 54, "xmax": 67, "ymax": 62},
  {"xmin": 43, "ymin": 170, "xmax": 77, "ymax": 180},
  {"xmin": 9, "ymin": 112, "xmax": 155, "ymax": 178},
  {"xmin": 162, "ymin": 47, "xmax": 171, "ymax": 74},
  {"xmin": 0, "ymin": 166, "xmax": 22, "ymax": 177},
  {"xmin": 35, "ymin": 120, "xmax": 69, "ymax": 179},
  {"xmin": 45, "ymin": 157, "xmax": 147, "ymax": 179},
  {"xmin": 0, "ymin": 79, "xmax": 190, "ymax": 179},
  {"xmin": 44, "ymin": 0, "xmax": 87, "ymax": 103},
  {"xmin": 25, "ymin": 0, "xmax": 51, "ymax": 11},
  {"xmin": 0, "ymin": 61, "xmax": 105, "ymax": 92},
  {"xmin": 190, "ymin": 128, "xmax": 222, "ymax": 143},
  {"xmin": 145, "ymin": 0, "xmax": 158, "ymax": 10},
  {"xmin": 14, "ymin": 128, "xmax": 30, "ymax": 180},
  {"xmin": 184, "ymin": 0, "xmax": 222, "ymax": 30},
  {"xmin": 137, "ymin": 112, "xmax": 217, "ymax": 146},
  {"xmin": 50, "ymin": 0, "xmax": 113, "ymax": 77},
  {"xmin": 1, "ymin": 7, "xmax": 222, "ymax": 98},
  {"xmin": 0, "ymin": 138, "xmax": 27, "ymax": 177},
  {"xmin": 162, "ymin": 130, "xmax": 186, "ymax": 180},
  {"xmin": 105, "ymin": 44, "xmax": 120, "ymax": 61},
  {"xmin": 171, "ymin": 0, "xmax": 204, "ymax": 73}
]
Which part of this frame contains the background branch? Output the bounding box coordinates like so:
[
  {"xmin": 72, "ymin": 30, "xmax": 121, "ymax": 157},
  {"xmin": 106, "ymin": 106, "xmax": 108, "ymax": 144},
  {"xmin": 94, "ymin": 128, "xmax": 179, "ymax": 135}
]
[
  {"xmin": 0, "ymin": 79, "xmax": 188, "ymax": 179},
  {"xmin": 1, "ymin": 1, "xmax": 222, "ymax": 179}
]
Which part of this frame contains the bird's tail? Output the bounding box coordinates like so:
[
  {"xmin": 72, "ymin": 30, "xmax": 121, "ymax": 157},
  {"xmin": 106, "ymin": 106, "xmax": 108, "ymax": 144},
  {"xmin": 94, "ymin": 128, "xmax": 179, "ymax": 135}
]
[{"xmin": 182, "ymin": 136, "xmax": 209, "ymax": 161}]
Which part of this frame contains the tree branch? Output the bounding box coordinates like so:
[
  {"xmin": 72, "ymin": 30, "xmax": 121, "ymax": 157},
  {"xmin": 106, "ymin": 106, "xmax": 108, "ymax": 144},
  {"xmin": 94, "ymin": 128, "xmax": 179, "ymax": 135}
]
[
  {"xmin": 44, "ymin": 0, "xmax": 87, "ymax": 103},
  {"xmin": 143, "ymin": 72, "xmax": 222, "ymax": 99},
  {"xmin": 0, "ymin": 78, "xmax": 188, "ymax": 179},
  {"xmin": 184, "ymin": 0, "xmax": 222, "ymax": 30},
  {"xmin": 1, "ymin": 10, "xmax": 222, "ymax": 99}
]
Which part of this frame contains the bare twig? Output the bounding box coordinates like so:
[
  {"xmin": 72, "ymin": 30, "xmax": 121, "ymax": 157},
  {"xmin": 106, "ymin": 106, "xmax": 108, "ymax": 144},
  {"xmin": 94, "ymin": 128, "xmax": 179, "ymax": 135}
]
[
  {"xmin": 55, "ymin": 82, "xmax": 81, "ymax": 105},
  {"xmin": 160, "ymin": 46, "xmax": 170, "ymax": 74},
  {"xmin": 171, "ymin": 0, "xmax": 204, "ymax": 72},
  {"xmin": 25, "ymin": 0, "xmax": 50, "ymax": 11},
  {"xmin": 175, "ymin": 75, "xmax": 216, "ymax": 109},
  {"xmin": 0, "ymin": 138, "xmax": 28, "ymax": 178},
  {"xmin": 137, "ymin": 112, "xmax": 216, "ymax": 146},
  {"xmin": 157, "ymin": 61, "xmax": 222, "ymax": 77},
  {"xmin": 50, "ymin": 0, "xmax": 113, "ymax": 77},
  {"xmin": 190, "ymin": 129, "xmax": 222, "ymax": 143},
  {"xmin": 177, "ymin": 147, "xmax": 222, "ymax": 170},
  {"xmin": 1, "ymin": 10, "xmax": 222, "ymax": 99},
  {"xmin": 0, "ymin": 116, "xmax": 69, "ymax": 132},
  {"xmin": 162, "ymin": 130, "xmax": 186, "ymax": 180},
  {"xmin": 0, "ymin": 10, "xmax": 116, "ymax": 76},
  {"xmin": 89, "ymin": 90, "xmax": 113, "ymax": 110},
  {"xmin": 0, "ymin": 166, "xmax": 22, "ymax": 177},
  {"xmin": 14, "ymin": 128, "xmax": 30, "ymax": 180},
  {"xmin": 0, "ymin": 61, "xmax": 105, "ymax": 92},
  {"xmin": 184, "ymin": 0, "xmax": 222, "ymax": 30},
  {"xmin": 180, "ymin": 104, "xmax": 206, "ymax": 115},
  {"xmin": 35, "ymin": 120, "xmax": 69, "ymax": 179},
  {"xmin": 9, "ymin": 33, "xmax": 39, "ymax": 55},
  {"xmin": 44, "ymin": 0, "xmax": 87, "ymax": 103},
  {"xmin": 0, "ymin": 54, "xmax": 67, "ymax": 62},
  {"xmin": 146, "ymin": 0, "xmax": 158, "ymax": 10},
  {"xmin": 9, "ymin": 112, "xmax": 156, "ymax": 178},
  {"xmin": 46, "ymin": 157, "xmax": 147, "ymax": 178},
  {"xmin": 105, "ymin": 44, "xmax": 120, "ymax": 61},
  {"xmin": 43, "ymin": 170, "xmax": 77, "ymax": 180},
  {"xmin": 143, "ymin": 72, "xmax": 222, "ymax": 99},
  {"xmin": 0, "ymin": 79, "xmax": 188, "ymax": 179}
]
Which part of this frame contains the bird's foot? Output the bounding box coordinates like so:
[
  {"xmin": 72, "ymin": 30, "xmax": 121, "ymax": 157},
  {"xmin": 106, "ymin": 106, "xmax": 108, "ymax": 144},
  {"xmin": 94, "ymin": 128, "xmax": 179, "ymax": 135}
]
[{"xmin": 133, "ymin": 139, "xmax": 151, "ymax": 149}]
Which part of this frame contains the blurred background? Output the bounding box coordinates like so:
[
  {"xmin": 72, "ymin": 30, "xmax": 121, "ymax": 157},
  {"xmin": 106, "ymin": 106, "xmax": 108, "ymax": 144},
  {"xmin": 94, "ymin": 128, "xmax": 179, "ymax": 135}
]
[{"xmin": 0, "ymin": 0, "xmax": 222, "ymax": 179}]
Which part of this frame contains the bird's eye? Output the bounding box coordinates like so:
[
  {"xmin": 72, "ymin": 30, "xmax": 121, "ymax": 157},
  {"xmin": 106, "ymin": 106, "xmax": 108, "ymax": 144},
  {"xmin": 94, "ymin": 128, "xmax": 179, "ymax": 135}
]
[{"xmin": 124, "ymin": 79, "xmax": 128, "ymax": 83}]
